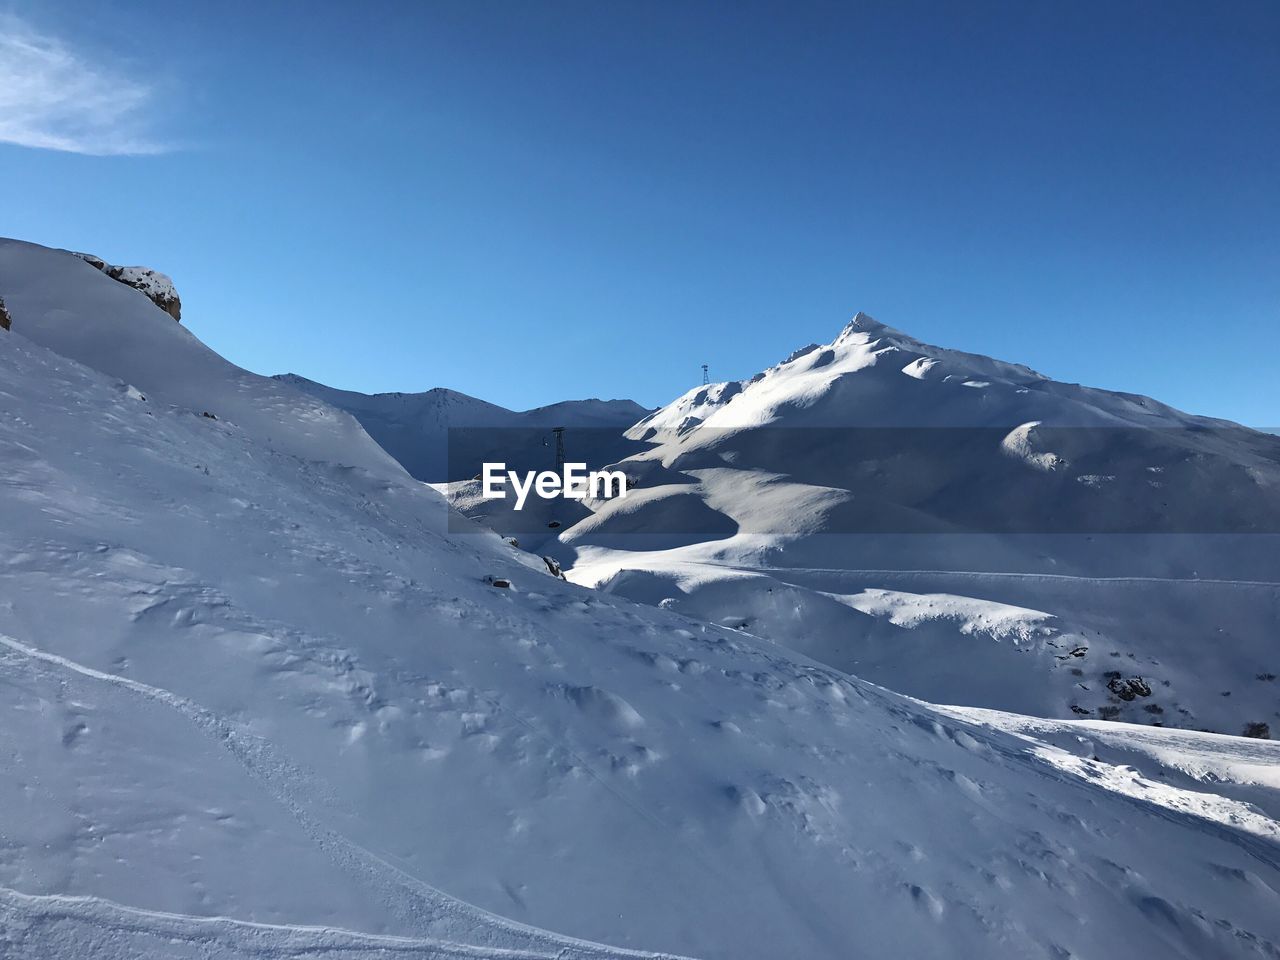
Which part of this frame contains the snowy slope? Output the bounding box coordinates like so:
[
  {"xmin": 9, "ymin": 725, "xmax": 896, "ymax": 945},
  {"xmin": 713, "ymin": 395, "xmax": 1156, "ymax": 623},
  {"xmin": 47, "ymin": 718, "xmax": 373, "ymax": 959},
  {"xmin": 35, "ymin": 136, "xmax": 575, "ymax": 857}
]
[
  {"xmin": 551, "ymin": 315, "xmax": 1280, "ymax": 735},
  {"xmin": 277, "ymin": 373, "xmax": 650, "ymax": 482},
  {"xmin": 5, "ymin": 240, "xmax": 1280, "ymax": 959},
  {"xmin": 0, "ymin": 240, "xmax": 399, "ymax": 477}
]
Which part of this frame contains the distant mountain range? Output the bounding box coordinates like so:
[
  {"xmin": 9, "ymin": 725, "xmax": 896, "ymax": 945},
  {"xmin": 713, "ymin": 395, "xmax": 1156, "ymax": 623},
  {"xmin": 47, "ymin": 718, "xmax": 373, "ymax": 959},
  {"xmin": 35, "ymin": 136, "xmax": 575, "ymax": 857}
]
[{"xmin": 274, "ymin": 373, "xmax": 651, "ymax": 482}]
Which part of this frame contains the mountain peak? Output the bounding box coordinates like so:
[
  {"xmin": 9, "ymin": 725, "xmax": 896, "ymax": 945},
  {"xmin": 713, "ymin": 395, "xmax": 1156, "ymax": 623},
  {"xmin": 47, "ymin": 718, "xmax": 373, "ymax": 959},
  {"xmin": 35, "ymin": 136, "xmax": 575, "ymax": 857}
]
[
  {"xmin": 837, "ymin": 311, "xmax": 914, "ymax": 345},
  {"xmin": 842, "ymin": 310, "xmax": 880, "ymax": 332}
]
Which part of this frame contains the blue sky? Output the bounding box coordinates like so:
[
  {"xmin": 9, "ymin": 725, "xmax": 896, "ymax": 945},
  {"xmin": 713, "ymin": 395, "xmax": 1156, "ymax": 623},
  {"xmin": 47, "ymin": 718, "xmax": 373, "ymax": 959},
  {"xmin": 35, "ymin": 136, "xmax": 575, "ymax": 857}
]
[{"xmin": 1, "ymin": 1, "xmax": 1277, "ymax": 423}]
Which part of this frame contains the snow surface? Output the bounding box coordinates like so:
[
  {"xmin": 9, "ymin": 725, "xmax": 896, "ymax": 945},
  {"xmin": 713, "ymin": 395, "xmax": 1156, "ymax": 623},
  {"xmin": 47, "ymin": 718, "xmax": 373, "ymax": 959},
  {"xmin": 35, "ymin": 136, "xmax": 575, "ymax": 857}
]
[{"xmin": 4, "ymin": 240, "xmax": 1280, "ymax": 959}]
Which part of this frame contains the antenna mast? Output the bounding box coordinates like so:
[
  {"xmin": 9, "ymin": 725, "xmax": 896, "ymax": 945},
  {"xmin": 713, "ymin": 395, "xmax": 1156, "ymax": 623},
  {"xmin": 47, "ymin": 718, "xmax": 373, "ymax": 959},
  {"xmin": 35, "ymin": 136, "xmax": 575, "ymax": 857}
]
[{"xmin": 701, "ymin": 363, "xmax": 709, "ymax": 385}]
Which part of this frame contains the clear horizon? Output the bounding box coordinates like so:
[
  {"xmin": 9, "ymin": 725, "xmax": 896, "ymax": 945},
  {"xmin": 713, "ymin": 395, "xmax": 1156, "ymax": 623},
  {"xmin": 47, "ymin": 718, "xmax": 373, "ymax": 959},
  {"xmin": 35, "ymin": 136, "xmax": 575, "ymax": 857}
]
[{"xmin": 1, "ymin": 1, "xmax": 1276, "ymax": 424}]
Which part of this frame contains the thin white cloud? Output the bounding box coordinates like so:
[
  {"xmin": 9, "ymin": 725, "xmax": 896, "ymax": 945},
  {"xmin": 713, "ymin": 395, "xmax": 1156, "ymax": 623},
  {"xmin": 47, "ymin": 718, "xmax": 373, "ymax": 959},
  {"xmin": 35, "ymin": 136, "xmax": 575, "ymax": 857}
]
[{"xmin": 0, "ymin": 15, "xmax": 170, "ymax": 156}]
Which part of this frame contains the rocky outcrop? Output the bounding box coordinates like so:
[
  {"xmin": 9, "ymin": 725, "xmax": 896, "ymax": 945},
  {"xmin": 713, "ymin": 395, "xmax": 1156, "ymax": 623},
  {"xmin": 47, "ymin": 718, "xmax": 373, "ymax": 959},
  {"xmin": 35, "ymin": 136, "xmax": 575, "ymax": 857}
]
[
  {"xmin": 1105, "ymin": 675, "xmax": 1152, "ymax": 702},
  {"xmin": 0, "ymin": 296, "xmax": 10, "ymax": 331},
  {"xmin": 75, "ymin": 253, "xmax": 181, "ymax": 321}
]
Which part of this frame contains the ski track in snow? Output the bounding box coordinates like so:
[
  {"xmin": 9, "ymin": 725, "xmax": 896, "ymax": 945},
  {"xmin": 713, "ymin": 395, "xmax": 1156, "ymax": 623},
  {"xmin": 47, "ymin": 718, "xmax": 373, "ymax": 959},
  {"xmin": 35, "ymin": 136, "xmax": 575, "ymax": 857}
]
[
  {"xmin": 663, "ymin": 562, "xmax": 1280, "ymax": 589},
  {"xmin": 0, "ymin": 887, "xmax": 694, "ymax": 960},
  {"xmin": 0, "ymin": 633, "xmax": 695, "ymax": 960}
]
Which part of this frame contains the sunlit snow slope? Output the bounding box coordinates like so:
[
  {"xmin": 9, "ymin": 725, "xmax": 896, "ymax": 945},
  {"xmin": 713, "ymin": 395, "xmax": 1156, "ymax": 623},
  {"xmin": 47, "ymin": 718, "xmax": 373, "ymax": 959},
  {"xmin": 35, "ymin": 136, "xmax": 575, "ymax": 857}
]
[
  {"xmin": 551, "ymin": 315, "xmax": 1280, "ymax": 735},
  {"xmin": 3, "ymin": 240, "xmax": 1280, "ymax": 960}
]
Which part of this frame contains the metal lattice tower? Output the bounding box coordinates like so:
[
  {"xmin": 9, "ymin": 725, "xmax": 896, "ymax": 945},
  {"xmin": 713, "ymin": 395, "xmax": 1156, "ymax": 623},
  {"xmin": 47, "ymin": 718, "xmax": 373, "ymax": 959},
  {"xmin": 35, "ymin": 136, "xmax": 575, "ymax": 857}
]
[
  {"xmin": 552, "ymin": 426, "xmax": 566, "ymax": 469},
  {"xmin": 701, "ymin": 363, "xmax": 709, "ymax": 385}
]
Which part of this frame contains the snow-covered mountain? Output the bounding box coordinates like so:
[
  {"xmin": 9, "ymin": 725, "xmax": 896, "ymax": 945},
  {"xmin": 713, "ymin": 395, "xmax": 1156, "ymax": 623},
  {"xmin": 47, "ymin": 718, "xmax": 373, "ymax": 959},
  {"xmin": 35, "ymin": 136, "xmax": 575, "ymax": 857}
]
[
  {"xmin": 528, "ymin": 314, "xmax": 1280, "ymax": 736},
  {"xmin": 4, "ymin": 238, "xmax": 1280, "ymax": 960},
  {"xmin": 276, "ymin": 373, "xmax": 650, "ymax": 482}
]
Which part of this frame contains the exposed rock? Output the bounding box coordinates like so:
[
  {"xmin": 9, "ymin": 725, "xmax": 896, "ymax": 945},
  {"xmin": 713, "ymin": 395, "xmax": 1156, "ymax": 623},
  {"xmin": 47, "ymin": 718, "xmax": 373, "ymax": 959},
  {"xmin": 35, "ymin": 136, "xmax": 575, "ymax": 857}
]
[
  {"xmin": 1243, "ymin": 722, "xmax": 1271, "ymax": 739},
  {"xmin": 0, "ymin": 296, "xmax": 9, "ymax": 331},
  {"xmin": 1106, "ymin": 676, "xmax": 1152, "ymax": 701},
  {"xmin": 75, "ymin": 252, "xmax": 182, "ymax": 321},
  {"xmin": 543, "ymin": 555, "xmax": 566, "ymax": 580}
]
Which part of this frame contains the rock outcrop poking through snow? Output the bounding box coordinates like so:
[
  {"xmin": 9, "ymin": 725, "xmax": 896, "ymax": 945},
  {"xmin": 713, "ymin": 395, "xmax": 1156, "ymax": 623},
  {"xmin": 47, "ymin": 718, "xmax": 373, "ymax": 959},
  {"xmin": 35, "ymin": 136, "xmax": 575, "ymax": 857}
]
[
  {"xmin": 74, "ymin": 253, "xmax": 182, "ymax": 321},
  {"xmin": 0, "ymin": 296, "xmax": 9, "ymax": 331}
]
